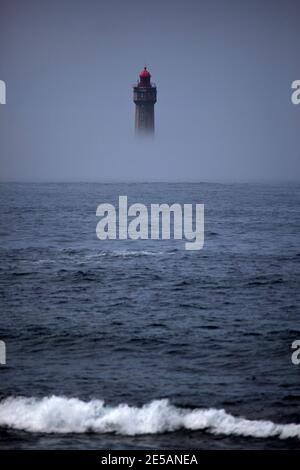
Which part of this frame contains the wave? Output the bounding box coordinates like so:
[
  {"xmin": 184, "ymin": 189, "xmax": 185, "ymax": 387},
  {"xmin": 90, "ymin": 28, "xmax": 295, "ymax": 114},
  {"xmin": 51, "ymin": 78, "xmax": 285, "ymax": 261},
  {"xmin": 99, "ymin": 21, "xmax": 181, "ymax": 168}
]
[
  {"xmin": 0, "ymin": 397, "xmax": 299, "ymax": 439},
  {"xmin": 29, "ymin": 250, "xmax": 173, "ymax": 266},
  {"xmin": 85, "ymin": 250, "xmax": 169, "ymax": 258}
]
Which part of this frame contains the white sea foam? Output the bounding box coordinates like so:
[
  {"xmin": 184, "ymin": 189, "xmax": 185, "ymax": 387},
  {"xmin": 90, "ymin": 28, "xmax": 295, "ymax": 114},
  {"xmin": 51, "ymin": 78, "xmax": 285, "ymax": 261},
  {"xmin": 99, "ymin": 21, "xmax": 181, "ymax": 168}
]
[
  {"xmin": 0, "ymin": 396, "xmax": 299, "ymax": 439},
  {"xmin": 84, "ymin": 250, "xmax": 168, "ymax": 259}
]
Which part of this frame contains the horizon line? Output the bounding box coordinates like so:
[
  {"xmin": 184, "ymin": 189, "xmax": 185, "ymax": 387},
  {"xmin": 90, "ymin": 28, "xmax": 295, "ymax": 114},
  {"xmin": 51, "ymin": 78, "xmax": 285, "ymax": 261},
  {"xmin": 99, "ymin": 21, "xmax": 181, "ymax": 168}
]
[{"xmin": 0, "ymin": 179, "xmax": 299, "ymax": 185}]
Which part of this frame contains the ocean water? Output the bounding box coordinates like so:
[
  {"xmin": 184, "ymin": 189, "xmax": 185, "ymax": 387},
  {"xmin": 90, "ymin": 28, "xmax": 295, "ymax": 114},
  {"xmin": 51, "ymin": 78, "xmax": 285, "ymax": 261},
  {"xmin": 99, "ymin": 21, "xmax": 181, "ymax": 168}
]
[{"xmin": 0, "ymin": 182, "xmax": 299, "ymax": 450}]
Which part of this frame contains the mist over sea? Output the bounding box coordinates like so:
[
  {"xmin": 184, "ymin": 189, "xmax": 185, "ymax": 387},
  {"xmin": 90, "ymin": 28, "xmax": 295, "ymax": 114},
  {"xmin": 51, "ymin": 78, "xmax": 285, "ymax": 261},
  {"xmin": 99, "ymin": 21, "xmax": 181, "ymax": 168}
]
[{"xmin": 0, "ymin": 182, "xmax": 299, "ymax": 450}]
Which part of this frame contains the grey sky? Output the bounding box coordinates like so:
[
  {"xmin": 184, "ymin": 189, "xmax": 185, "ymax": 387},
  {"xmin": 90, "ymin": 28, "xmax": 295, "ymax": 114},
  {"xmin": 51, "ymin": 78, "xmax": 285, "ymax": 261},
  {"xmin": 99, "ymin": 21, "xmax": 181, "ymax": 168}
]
[{"xmin": 0, "ymin": 0, "xmax": 299, "ymax": 182}]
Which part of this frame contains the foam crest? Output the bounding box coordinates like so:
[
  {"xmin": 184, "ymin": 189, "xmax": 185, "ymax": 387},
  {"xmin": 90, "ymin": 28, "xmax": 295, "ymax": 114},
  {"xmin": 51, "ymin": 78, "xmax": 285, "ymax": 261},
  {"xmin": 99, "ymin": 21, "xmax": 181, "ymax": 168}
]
[{"xmin": 0, "ymin": 396, "xmax": 299, "ymax": 439}]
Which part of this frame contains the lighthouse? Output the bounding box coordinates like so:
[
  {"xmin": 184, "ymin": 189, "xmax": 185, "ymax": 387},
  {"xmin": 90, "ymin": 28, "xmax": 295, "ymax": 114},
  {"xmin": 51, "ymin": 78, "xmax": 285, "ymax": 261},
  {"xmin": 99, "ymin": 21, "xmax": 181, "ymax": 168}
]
[{"xmin": 133, "ymin": 67, "xmax": 157, "ymax": 134}]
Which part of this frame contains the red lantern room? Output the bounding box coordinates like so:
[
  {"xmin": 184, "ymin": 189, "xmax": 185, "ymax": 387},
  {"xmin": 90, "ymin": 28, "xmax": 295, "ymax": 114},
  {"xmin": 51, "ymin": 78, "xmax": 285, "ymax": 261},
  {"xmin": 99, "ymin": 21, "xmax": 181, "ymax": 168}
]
[{"xmin": 138, "ymin": 66, "xmax": 151, "ymax": 87}]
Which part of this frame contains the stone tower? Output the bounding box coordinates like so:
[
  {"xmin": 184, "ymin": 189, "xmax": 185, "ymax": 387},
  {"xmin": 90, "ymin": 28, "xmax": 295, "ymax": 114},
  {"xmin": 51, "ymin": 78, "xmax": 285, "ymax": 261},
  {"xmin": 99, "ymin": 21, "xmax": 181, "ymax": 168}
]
[{"xmin": 133, "ymin": 67, "xmax": 157, "ymax": 134}]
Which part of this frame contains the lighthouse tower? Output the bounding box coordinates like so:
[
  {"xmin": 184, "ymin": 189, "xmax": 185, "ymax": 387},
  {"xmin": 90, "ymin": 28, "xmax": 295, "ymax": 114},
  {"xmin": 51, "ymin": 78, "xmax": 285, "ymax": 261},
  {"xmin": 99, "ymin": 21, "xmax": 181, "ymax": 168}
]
[{"xmin": 133, "ymin": 67, "xmax": 157, "ymax": 134}]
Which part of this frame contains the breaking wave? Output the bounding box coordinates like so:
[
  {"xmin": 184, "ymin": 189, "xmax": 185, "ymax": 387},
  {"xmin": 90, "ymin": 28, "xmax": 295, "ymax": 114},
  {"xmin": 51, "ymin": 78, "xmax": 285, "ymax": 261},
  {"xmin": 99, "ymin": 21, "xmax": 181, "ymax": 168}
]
[{"xmin": 0, "ymin": 396, "xmax": 300, "ymax": 439}]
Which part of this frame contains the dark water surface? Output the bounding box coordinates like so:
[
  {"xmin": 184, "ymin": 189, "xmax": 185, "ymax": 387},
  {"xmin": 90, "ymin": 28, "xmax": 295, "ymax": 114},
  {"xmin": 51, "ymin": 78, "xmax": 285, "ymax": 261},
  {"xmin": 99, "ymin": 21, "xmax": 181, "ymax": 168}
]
[{"xmin": 0, "ymin": 183, "xmax": 299, "ymax": 449}]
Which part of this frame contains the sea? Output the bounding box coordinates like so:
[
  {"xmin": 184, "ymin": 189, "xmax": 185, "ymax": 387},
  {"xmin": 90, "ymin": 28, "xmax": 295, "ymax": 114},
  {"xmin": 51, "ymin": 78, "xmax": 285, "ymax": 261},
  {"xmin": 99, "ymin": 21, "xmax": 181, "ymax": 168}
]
[{"xmin": 0, "ymin": 182, "xmax": 299, "ymax": 450}]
